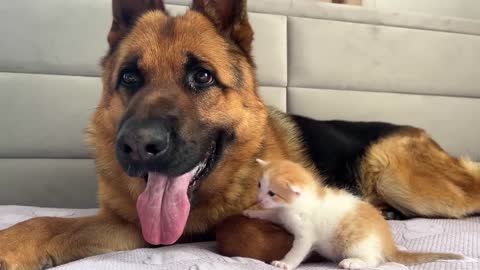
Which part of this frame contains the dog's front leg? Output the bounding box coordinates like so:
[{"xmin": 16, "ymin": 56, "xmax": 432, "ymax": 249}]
[{"xmin": 0, "ymin": 213, "xmax": 146, "ymax": 270}]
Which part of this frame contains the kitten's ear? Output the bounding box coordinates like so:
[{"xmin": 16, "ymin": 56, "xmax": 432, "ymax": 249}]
[
  {"xmin": 287, "ymin": 183, "xmax": 302, "ymax": 196},
  {"xmin": 256, "ymin": 159, "xmax": 269, "ymax": 167}
]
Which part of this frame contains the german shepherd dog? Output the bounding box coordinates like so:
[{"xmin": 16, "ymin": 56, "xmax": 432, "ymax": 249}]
[{"xmin": 1, "ymin": 0, "xmax": 479, "ymax": 269}]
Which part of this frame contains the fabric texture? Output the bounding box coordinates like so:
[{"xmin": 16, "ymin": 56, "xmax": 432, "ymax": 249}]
[{"xmin": 0, "ymin": 206, "xmax": 478, "ymax": 270}]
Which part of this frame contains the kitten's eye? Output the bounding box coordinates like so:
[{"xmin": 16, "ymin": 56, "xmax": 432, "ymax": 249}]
[
  {"xmin": 258, "ymin": 182, "xmax": 261, "ymax": 188},
  {"xmin": 268, "ymin": 191, "xmax": 275, "ymax": 197},
  {"xmin": 119, "ymin": 69, "xmax": 143, "ymax": 91}
]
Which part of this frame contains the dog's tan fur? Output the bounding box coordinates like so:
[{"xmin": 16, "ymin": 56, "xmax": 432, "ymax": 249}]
[
  {"xmin": 1, "ymin": 0, "xmax": 479, "ymax": 269},
  {"xmin": 360, "ymin": 128, "xmax": 480, "ymax": 218}
]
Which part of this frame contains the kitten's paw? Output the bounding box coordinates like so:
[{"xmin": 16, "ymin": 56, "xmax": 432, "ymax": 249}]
[
  {"xmin": 339, "ymin": 258, "xmax": 368, "ymax": 270},
  {"xmin": 271, "ymin": 260, "xmax": 292, "ymax": 270},
  {"xmin": 242, "ymin": 210, "xmax": 252, "ymax": 217},
  {"xmin": 243, "ymin": 210, "xmax": 257, "ymax": 219}
]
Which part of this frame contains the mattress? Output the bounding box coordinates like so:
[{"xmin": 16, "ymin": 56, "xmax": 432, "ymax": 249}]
[{"xmin": 1, "ymin": 206, "xmax": 478, "ymax": 270}]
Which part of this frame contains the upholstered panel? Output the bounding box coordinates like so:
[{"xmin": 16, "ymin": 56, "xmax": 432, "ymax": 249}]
[
  {"xmin": 166, "ymin": 0, "xmax": 480, "ymax": 35},
  {"xmin": 0, "ymin": 0, "xmax": 111, "ymax": 76},
  {"xmin": 249, "ymin": 13, "xmax": 288, "ymax": 87},
  {"xmin": 288, "ymin": 17, "xmax": 480, "ymax": 97},
  {"xmin": 0, "ymin": 73, "xmax": 100, "ymax": 158},
  {"xmin": 288, "ymin": 87, "xmax": 480, "ymax": 160},
  {"xmin": 258, "ymin": 87, "xmax": 287, "ymax": 112},
  {"xmin": 0, "ymin": 159, "xmax": 97, "ymax": 208},
  {"xmin": 0, "ymin": 2, "xmax": 287, "ymax": 87}
]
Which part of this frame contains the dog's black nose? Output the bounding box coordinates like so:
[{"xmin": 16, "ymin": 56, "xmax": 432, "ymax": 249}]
[{"xmin": 117, "ymin": 119, "xmax": 171, "ymax": 162}]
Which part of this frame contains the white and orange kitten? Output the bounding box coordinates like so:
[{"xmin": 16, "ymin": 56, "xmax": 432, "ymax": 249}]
[{"xmin": 244, "ymin": 159, "xmax": 462, "ymax": 270}]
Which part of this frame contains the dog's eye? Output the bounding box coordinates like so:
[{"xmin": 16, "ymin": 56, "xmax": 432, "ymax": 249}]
[
  {"xmin": 268, "ymin": 191, "xmax": 275, "ymax": 197},
  {"xmin": 194, "ymin": 69, "xmax": 212, "ymax": 84},
  {"xmin": 119, "ymin": 69, "xmax": 143, "ymax": 91},
  {"xmin": 190, "ymin": 68, "xmax": 216, "ymax": 90}
]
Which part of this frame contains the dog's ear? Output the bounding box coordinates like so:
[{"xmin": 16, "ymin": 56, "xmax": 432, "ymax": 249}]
[
  {"xmin": 108, "ymin": 0, "xmax": 166, "ymax": 49},
  {"xmin": 192, "ymin": 0, "xmax": 254, "ymax": 55}
]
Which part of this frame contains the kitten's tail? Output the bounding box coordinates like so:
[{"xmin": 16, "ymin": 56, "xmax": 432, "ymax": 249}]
[{"xmin": 387, "ymin": 250, "xmax": 463, "ymax": 265}]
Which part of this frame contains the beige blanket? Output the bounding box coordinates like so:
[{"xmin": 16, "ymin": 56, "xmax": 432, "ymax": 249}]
[{"xmin": 0, "ymin": 206, "xmax": 478, "ymax": 270}]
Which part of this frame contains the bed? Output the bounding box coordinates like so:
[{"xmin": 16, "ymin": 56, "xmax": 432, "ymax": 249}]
[{"xmin": 0, "ymin": 206, "xmax": 478, "ymax": 269}]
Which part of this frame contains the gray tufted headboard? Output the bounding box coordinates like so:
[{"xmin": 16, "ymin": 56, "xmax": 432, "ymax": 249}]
[{"xmin": 1, "ymin": 0, "xmax": 479, "ymax": 208}]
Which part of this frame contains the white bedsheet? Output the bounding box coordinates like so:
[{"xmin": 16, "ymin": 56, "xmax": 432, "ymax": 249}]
[{"xmin": 1, "ymin": 206, "xmax": 478, "ymax": 270}]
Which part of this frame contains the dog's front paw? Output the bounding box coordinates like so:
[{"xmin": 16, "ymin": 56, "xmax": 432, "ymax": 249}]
[
  {"xmin": 0, "ymin": 218, "xmax": 55, "ymax": 270},
  {"xmin": 271, "ymin": 260, "xmax": 292, "ymax": 270},
  {"xmin": 0, "ymin": 248, "xmax": 53, "ymax": 270}
]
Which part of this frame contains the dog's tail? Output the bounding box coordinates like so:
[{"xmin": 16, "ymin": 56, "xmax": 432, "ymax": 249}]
[
  {"xmin": 459, "ymin": 157, "xmax": 480, "ymax": 180},
  {"xmin": 387, "ymin": 249, "xmax": 463, "ymax": 265},
  {"xmin": 459, "ymin": 157, "xmax": 480, "ymax": 212}
]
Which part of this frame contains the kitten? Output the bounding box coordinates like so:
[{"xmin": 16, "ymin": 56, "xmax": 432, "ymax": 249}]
[{"xmin": 244, "ymin": 159, "xmax": 463, "ymax": 270}]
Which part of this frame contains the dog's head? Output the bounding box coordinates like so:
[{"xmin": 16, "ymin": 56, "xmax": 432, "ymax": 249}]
[{"xmin": 90, "ymin": 0, "xmax": 268, "ymax": 245}]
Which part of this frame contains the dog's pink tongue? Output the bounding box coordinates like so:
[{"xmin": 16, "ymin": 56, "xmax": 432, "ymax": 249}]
[{"xmin": 136, "ymin": 171, "xmax": 192, "ymax": 245}]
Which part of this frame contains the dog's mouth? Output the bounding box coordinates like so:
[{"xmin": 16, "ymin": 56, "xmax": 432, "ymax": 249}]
[
  {"xmin": 136, "ymin": 132, "xmax": 227, "ymax": 246},
  {"xmin": 141, "ymin": 132, "xmax": 225, "ymax": 200},
  {"xmin": 188, "ymin": 136, "xmax": 221, "ymax": 199}
]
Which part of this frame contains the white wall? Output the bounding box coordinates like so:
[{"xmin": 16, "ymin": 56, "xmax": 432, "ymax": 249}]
[{"xmin": 363, "ymin": 0, "xmax": 480, "ymax": 20}]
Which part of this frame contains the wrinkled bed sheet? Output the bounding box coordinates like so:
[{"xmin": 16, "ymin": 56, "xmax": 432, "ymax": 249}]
[{"xmin": 1, "ymin": 206, "xmax": 478, "ymax": 270}]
